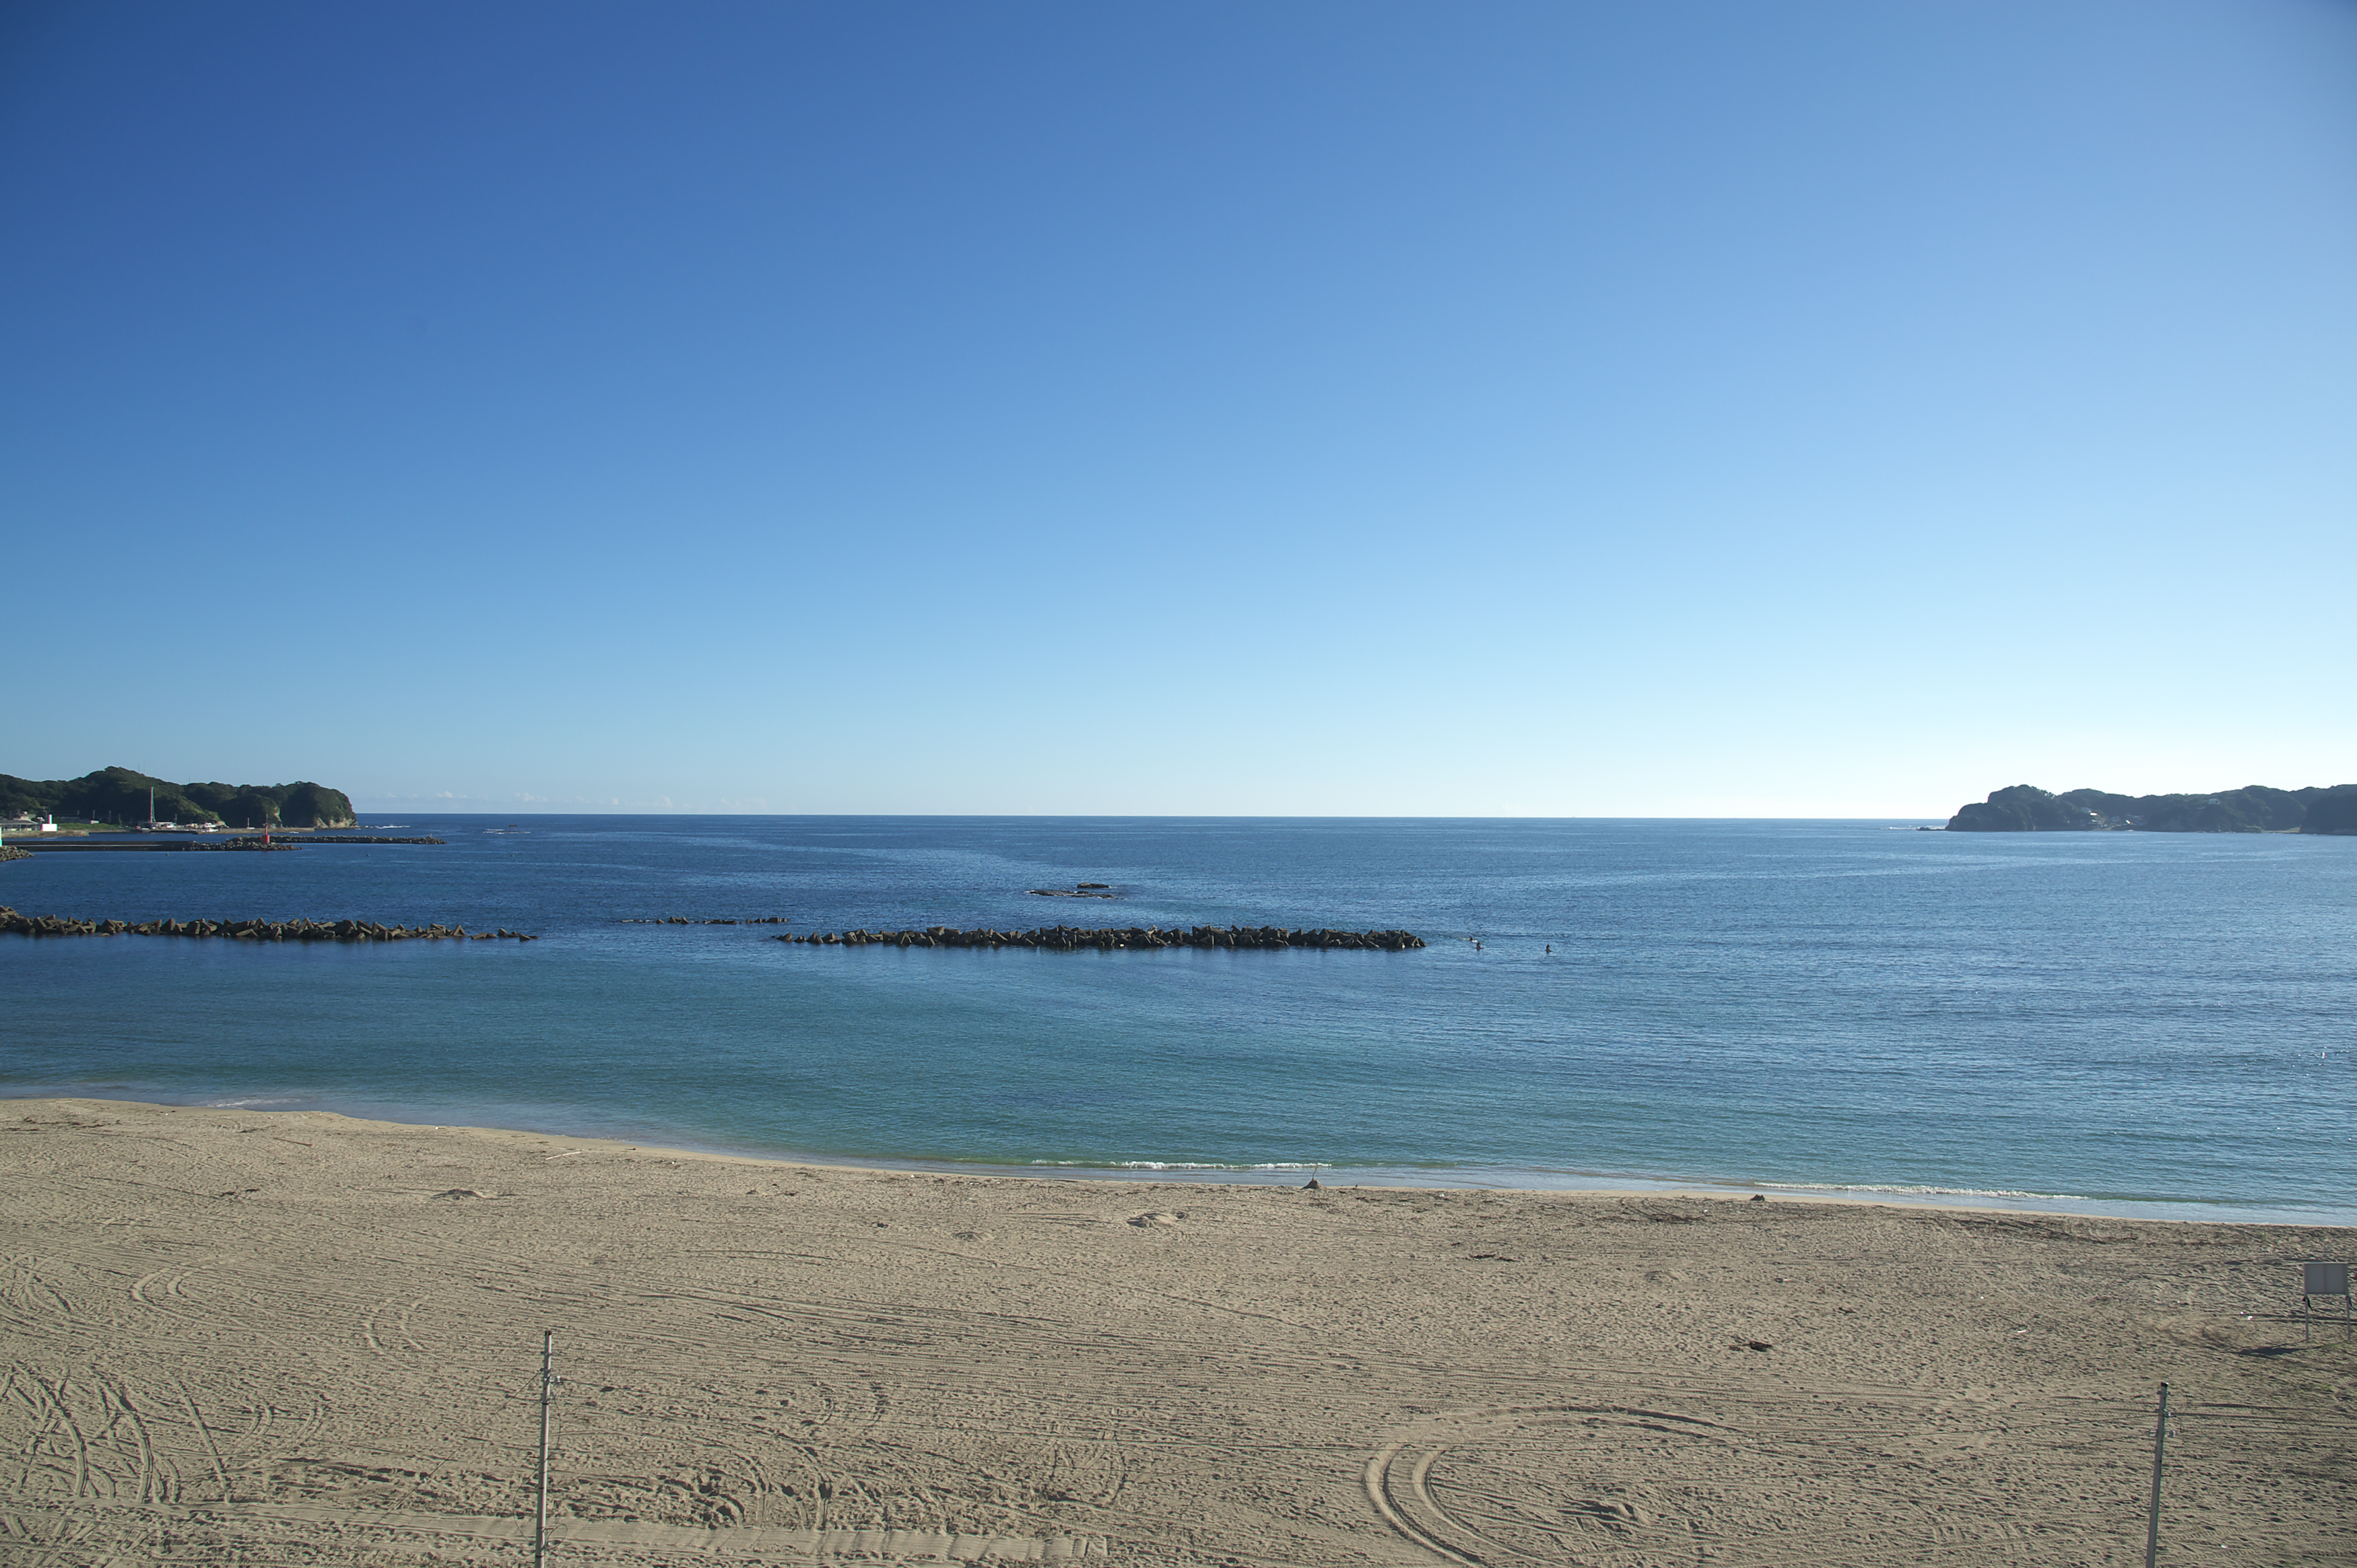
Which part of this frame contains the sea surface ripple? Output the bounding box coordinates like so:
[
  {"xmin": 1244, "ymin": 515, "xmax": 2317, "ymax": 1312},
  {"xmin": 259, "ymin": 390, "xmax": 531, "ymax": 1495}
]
[{"xmin": 2, "ymin": 815, "xmax": 2350, "ymax": 1223}]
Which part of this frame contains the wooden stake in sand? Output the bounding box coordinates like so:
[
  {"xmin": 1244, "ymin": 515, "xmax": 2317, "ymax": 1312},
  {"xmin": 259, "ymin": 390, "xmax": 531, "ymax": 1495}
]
[
  {"xmin": 536, "ymin": 1328, "xmax": 556, "ymax": 1567},
  {"xmin": 2144, "ymin": 1382, "xmax": 2168, "ymax": 1568},
  {"xmin": 2302, "ymin": 1261, "xmax": 2352, "ymax": 1343}
]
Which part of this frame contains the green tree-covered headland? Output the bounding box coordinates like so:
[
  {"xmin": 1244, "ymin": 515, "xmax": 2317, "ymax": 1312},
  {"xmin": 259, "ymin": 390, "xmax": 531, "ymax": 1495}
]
[
  {"xmin": 0, "ymin": 766, "xmax": 356, "ymax": 828},
  {"xmin": 1948, "ymin": 783, "xmax": 2357, "ymax": 834}
]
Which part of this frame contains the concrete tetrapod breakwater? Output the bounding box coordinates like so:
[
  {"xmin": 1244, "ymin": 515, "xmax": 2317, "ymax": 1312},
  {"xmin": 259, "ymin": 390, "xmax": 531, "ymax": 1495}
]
[
  {"xmin": 0, "ymin": 907, "xmax": 535, "ymax": 941},
  {"xmin": 775, "ymin": 924, "xmax": 1426, "ymax": 951}
]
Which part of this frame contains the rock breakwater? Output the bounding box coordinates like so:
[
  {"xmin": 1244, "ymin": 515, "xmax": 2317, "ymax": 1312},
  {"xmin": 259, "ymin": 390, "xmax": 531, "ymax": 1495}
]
[
  {"xmin": 0, "ymin": 906, "xmax": 534, "ymax": 941},
  {"xmin": 621, "ymin": 916, "xmax": 793, "ymax": 925},
  {"xmin": 775, "ymin": 924, "xmax": 1426, "ymax": 951},
  {"xmin": 221, "ymin": 835, "xmax": 447, "ymax": 846}
]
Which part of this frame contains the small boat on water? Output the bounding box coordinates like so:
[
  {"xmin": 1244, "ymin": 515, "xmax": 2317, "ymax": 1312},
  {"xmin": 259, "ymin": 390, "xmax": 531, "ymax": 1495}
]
[{"xmin": 484, "ymin": 823, "xmax": 531, "ymax": 835}]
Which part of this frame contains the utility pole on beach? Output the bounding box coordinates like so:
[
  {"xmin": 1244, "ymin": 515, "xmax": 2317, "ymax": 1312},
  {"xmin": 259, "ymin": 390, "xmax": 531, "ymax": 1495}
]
[
  {"xmin": 2145, "ymin": 1382, "xmax": 2168, "ymax": 1568},
  {"xmin": 535, "ymin": 1329, "xmax": 556, "ymax": 1567}
]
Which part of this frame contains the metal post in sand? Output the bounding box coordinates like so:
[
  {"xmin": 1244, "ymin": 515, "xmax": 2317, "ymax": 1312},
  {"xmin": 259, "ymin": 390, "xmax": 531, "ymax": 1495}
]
[
  {"xmin": 535, "ymin": 1328, "xmax": 556, "ymax": 1567},
  {"xmin": 2144, "ymin": 1382, "xmax": 2168, "ymax": 1568}
]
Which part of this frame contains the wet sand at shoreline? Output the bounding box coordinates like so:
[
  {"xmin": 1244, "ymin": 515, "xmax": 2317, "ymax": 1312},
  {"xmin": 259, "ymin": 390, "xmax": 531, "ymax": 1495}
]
[{"xmin": 3, "ymin": 1097, "xmax": 2352, "ymax": 1566}]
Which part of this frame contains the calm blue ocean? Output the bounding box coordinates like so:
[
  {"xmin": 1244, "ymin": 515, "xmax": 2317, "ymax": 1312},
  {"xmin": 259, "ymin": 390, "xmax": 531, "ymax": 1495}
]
[{"xmin": 2, "ymin": 816, "xmax": 2350, "ymax": 1223}]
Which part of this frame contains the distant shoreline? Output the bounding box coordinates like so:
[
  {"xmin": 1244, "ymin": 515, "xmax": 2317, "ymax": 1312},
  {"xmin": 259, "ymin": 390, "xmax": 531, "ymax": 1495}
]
[{"xmin": 1947, "ymin": 782, "xmax": 2357, "ymax": 835}]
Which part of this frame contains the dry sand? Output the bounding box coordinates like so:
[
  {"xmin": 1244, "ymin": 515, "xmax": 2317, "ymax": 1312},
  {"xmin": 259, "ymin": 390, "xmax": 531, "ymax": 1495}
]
[{"xmin": 3, "ymin": 1097, "xmax": 2351, "ymax": 1567}]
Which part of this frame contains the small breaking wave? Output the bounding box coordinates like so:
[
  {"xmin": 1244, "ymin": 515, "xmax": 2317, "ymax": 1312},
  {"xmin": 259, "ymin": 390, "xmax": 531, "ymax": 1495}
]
[{"xmin": 1750, "ymin": 1178, "xmax": 2090, "ymax": 1202}]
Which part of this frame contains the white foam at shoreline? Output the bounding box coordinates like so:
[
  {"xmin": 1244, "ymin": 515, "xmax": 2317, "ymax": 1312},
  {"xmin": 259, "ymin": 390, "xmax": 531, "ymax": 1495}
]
[
  {"xmin": 1751, "ymin": 1179, "xmax": 2091, "ymax": 1201},
  {"xmin": 16, "ymin": 1087, "xmax": 2350, "ymax": 1226}
]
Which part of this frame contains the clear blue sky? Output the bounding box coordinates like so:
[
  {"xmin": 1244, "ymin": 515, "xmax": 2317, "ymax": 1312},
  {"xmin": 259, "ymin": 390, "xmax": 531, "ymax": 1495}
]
[{"xmin": 5, "ymin": 1, "xmax": 2352, "ymax": 815}]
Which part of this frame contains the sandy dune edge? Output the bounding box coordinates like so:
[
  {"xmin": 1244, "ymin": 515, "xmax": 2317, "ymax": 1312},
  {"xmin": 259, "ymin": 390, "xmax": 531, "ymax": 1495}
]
[{"xmin": 3, "ymin": 1098, "xmax": 2351, "ymax": 1567}]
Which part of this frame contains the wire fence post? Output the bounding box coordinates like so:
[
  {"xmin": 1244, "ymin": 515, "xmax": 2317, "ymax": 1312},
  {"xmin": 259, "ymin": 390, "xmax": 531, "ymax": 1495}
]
[
  {"xmin": 535, "ymin": 1328, "xmax": 556, "ymax": 1568},
  {"xmin": 2144, "ymin": 1382, "xmax": 2169, "ymax": 1568}
]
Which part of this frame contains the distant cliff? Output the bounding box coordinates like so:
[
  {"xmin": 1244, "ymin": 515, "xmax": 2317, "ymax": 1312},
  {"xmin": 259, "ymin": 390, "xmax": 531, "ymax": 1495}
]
[
  {"xmin": 1947, "ymin": 783, "xmax": 2357, "ymax": 834},
  {"xmin": 0, "ymin": 766, "xmax": 357, "ymax": 828}
]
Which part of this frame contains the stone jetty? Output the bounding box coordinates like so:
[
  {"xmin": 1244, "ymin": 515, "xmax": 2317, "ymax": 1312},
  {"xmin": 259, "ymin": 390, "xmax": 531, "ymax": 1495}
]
[
  {"xmin": 775, "ymin": 924, "xmax": 1426, "ymax": 951},
  {"xmin": 10, "ymin": 835, "xmax": 445, "ymax": 853},
  {"xmin": 0, "ymin": 906, "xmax": 533, "ymax": 941}
]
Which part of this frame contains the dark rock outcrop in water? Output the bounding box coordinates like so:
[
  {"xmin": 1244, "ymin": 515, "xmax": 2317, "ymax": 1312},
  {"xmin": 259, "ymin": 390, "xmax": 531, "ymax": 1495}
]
[
  {"xmin": 0, "ymin": 906, "xmax": 534, "ymax": 941},
  {"xmin": 774, "ymin": 924, "xmax": 1426, "ymax": 951},
  {"xmin": 1946, "ymin": 783, "xmax": 2357, "ymax": 833}
]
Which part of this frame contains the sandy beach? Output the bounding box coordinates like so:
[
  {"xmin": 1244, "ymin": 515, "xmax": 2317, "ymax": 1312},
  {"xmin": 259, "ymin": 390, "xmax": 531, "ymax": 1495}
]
[{"xmin": 3, "ymin": 1098, "xmax": 2351, "ymax": 1567}]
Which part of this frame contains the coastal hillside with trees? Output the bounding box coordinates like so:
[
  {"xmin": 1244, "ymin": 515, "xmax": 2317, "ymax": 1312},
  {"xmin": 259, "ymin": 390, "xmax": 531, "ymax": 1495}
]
[
  {"xmin": 1947, "ymin": 783, "xmax": 2357, "ymax": 834},
  {"xmin": 0, "ymin": 766, "xmax": 357, "ymax": 828}
]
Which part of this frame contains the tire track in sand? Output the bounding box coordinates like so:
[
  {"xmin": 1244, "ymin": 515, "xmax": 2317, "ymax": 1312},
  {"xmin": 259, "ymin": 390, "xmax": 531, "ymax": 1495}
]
[{"xmin": 1360, "ymin": 1392, "xmax": 2217, "ymax": 1567}]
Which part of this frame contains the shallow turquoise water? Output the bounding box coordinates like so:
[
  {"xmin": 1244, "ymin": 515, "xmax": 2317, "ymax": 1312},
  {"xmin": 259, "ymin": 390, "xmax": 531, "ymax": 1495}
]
[{"xmin": 2, "ymin": 816, "xmax": 2350, "ymax": 1221}]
